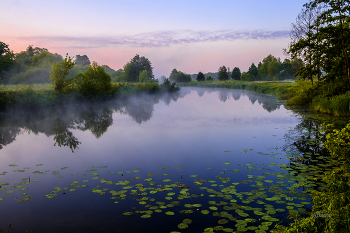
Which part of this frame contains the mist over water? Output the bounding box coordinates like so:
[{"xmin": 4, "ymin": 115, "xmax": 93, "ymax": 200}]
[{"xmin": 0, "ymin": 87, "xmax": 321, "ymax": 232}]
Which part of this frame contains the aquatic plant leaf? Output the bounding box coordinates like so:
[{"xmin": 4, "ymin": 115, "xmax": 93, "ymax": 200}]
[
  {"xmin": 222, "ymin": 228, "xmax": 234, "ymax": 232},
  {"xmin": 203, "ymin": 228, "xmax": 214, "ymax": 232},
  {"xmin": 178, "ymin": 223, "xmax": 188, "ymax": 229},
  {"xmin": 201, "ymin": 210, "xmax": 209, "ymax": 215},
  {"xmin": 218, "ymin": 219, "xmax": 229, "ymax": 224},
  {"xmin": 183, "ymin": 219, "xmax": 192, "ymax": 224},
  {"xmin": 224, "ymin": 161, "xmax": 231, "ymax": 165}
]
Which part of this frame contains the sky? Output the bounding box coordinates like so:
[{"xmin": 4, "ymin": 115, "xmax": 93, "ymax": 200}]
[{"xmin": 1, "ymin": 0, "xmax": 308, "ymax": 78}]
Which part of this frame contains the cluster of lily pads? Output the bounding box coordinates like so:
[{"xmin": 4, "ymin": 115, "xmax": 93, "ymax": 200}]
[{"xmin": 0, "ymin": 145, "xmax": 334, "ymax": 233}]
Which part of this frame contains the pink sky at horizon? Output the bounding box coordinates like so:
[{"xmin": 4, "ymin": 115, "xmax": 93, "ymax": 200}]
[{"xmin": 2, "ymin": 36, "xmax": 290, "ymax": 77}]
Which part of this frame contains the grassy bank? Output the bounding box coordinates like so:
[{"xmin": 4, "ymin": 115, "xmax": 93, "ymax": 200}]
[
  {"xmin": 178, "ymin": 79, "xmax": 296, "ymax": 99},
  {"xmin": 0, "ymin": 82, "xmax": 172, "ymax": 110},
  {"xmin": 179, "ymin": 79, "xmax": 350, "ymax": 117}
]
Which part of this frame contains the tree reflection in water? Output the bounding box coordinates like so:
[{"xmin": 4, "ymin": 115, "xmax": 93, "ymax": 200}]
[
  {"xmin": 0, "ymin": 88, "xmax": 311, "ymax": 152},
  {"xmin": 0, "ymin": 91, "xmax": 183, "ymax": 152}
]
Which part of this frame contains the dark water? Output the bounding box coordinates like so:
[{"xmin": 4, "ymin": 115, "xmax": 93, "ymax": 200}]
[{"xmin": 0, "ymin": 87, "xmax": 348, "ymax": 233}]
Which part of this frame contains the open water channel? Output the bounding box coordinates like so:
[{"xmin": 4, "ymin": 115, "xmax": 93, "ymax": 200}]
[{"xmin": 0, "ymin": 87, "xmax": 348, "ymax": 233}]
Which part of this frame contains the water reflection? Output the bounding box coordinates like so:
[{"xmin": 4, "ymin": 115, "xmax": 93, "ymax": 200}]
[
  {"xmin": 0, "ymin": 92, "xmax": 183, "ymax": 152},
  {"xmin": 0, "ymin": 126, "xmax": 20, "ymax": 149},
  {"xmin": 0, "ymin": 88, "xmax": 287, "ymax": 152},
  {"xmin": 53, "ymin": 117, "xmax": 81, "ymax": 152}
]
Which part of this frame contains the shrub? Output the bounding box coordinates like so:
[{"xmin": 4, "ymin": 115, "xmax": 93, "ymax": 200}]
[
  {"xmin": 74, "ymin": 62, "xmax": 112, "ymax": 96},
  {"xmin": 48, "ymin": 54, "xmax": 75, "ymax": 92}
]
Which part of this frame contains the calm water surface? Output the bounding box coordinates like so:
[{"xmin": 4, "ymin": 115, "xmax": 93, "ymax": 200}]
[{"xmin": 0, "ymin": 87, "xmax": 344, "ymax": 232}]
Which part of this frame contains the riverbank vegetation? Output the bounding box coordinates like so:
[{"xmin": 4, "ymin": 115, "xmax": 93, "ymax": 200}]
[
  {"xmin": 0, "ymin": 47, "xmax": 179, "ymax": 109},
  {"xmin": 273, "ymin": 122, "xmax": 350, "ymax": 233}
]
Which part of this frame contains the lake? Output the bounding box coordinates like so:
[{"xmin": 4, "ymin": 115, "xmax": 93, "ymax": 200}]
[{"xmin": 0, "ymin": 87, "xmax": 347, "ymax": 233}]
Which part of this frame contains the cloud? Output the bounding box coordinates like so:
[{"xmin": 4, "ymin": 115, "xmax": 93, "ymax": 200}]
[{"xmin": 17, "ymin": 29, "xmax": 290, "ymax": 49}]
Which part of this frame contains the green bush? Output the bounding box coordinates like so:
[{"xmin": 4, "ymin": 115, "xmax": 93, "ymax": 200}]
[
  {"xmin": 9, "ymin": 66, "xmax": 51, "ymax": 84},
  {"xmin": 161, "ymin": 78, "xmax": 179, "ymax": 92},
  {"xmin": 74, "ymin": 62, "xmax": 112, "ymax": 96},
  {"xmin": 48, "ymin": 54, "xmax": 75, "ymax": 92},
  {"xmin": 205, "ymin": 76, "xmax": 214, "ymax": 81}
]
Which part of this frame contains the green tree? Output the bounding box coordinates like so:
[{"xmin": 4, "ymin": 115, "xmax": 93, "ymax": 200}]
[
  {"xmin": 310, "ymin": 0, "xmax": 350, "ymax": 84},
  {"xmin": 240, "ymin": 72, "xmax": 254, "ymax": 81},
  {"xmin": 218, "ymin": 65, "xmax": 229, "ymax": 81},
  {"xmin": 169, "ymin": 71, "xmax": 191, "ymax": 82},
  {"xmin": 205, "ymin": 75, "xmax": 213, "ymax": 81},
  {"xmin": 247, "ymin": 63, "xmax": 258, "ymax": 78},
  {"xmin": 169, "ymin": 69, "xmax": 178, "ymax": 81},
  {"xmin": 139, "ymin": 69, "xmax": 148, "ymax": 83},
  {"xmin": 196, "ymin": 71, "xmax": 205, "ymax": 81},
  {"xmin": 15, "ymin": 45, "xmax": 48, "ymax": 67},
  {"xmin": 74, "ymin": 61, "xmax": 111, "ymax": 96},
  {"xmin": 74, "ymin": 55, "xmax": 91, "ymax": 66},
  {"xmin": 257, "ymin": 55, "xmax": 282, "ymax": 80},
  {"xmin": 49, "ymin": 54, "xmax": 76, "ymax": 92},
  {"xmin": 102, "ymin": 65, "xmax": 122, "ymax": 78},
  {"xmin": 231, "ymin": 67, "xmax": 241, "ymax": 80},
  {"xmin": 122, "ymin": 54, "xmax": 154, "ymax": 82},
  {"xmin": 267, "ymin": 59, "xmax": 280, "ymax": 79},
  {"xmin": 31, "ymin": 51, "xmax": 63, "ymax": 67},
  {"xmin": 288, "ymin": 3, "xmax": 324, "ymax": 85},
  {"xmin": 0, "ymin": 42, "xmax": 14, "ymax": 73}
]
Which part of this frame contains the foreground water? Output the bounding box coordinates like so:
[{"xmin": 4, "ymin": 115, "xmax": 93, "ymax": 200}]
[{"xmin": 0, "ymin": 87, "xmax": 348, "ymax": 233}]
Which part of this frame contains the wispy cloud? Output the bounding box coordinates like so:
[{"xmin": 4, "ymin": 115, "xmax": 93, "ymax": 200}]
[{"xmin": 18, "ymin": 29, "xmax": 290, "ymax": 49}]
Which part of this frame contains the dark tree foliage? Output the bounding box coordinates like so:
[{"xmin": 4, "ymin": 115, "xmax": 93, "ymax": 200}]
[
  {"xmin": 161, "ymin": 78, "xmax": 180, "ymax": 92},
  {"xmin": 205, "ymin": 75, "xmax": 214, "ymax": 81},
  {"xmin": 196, "ymin": 71, "xmax": 205, "ymax": 81},
  {"xmin": 289, "ymin": 0, "xmax": 350, "ymax": 87},
  {"xmin": 102, "ymin": 65, "xmax": 122, "ymax": 78},
  {"xmin": 287, "ymin": 3, "xmax": 324, "ymax": 84},
  {"xmin": 218, "ymin": 65, "xmax": 229, "ymax": 81},
  {"xmin": 231, "ymin": 67, "xmax": 241, "ymax": 80},
  {"xmin": 0, "ymin": 41, "xmax": 11, "ymax": 56},
  {"xmin": 15, "ymin": 45, "xmax": 48, "ymax": 67},
  {"xmin": 0, "ymin": 42, "xmax": 15, "ymax": 75},
  {"xmin": 247, "ymin": 63, "xmax": 258, "ymax": 78},
  {"xmin": 74, "ymin": 55, "xmax": 91, "ymax": 66},
  {"xmin": 169, "ymin": 71, "xmax": 191, "ymax": 83},
  {"xmin": 122, "ymin": 54, "xmax": 154, "ymax": 82},
  {"xmin": 74, "ymin": 62, "xmax": 111, "ymax": 96}
]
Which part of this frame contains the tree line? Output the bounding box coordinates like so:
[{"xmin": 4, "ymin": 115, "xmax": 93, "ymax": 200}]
[
  {"xmin": 167, "ymin": 54, "xmax": 304, "ymax": 83},
  {"xmin": 0, "ymin": 43, "xmax": 158, "ymax": 86}
]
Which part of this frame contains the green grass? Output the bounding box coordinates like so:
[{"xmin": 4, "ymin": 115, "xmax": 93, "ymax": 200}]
[
  {"xmin": 179, "ymin": 79, "xmax": 297, "ymax": 100},
  {"xmin": 0, "ymin": 82, "xmax": 168, "ymax": 110}
]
